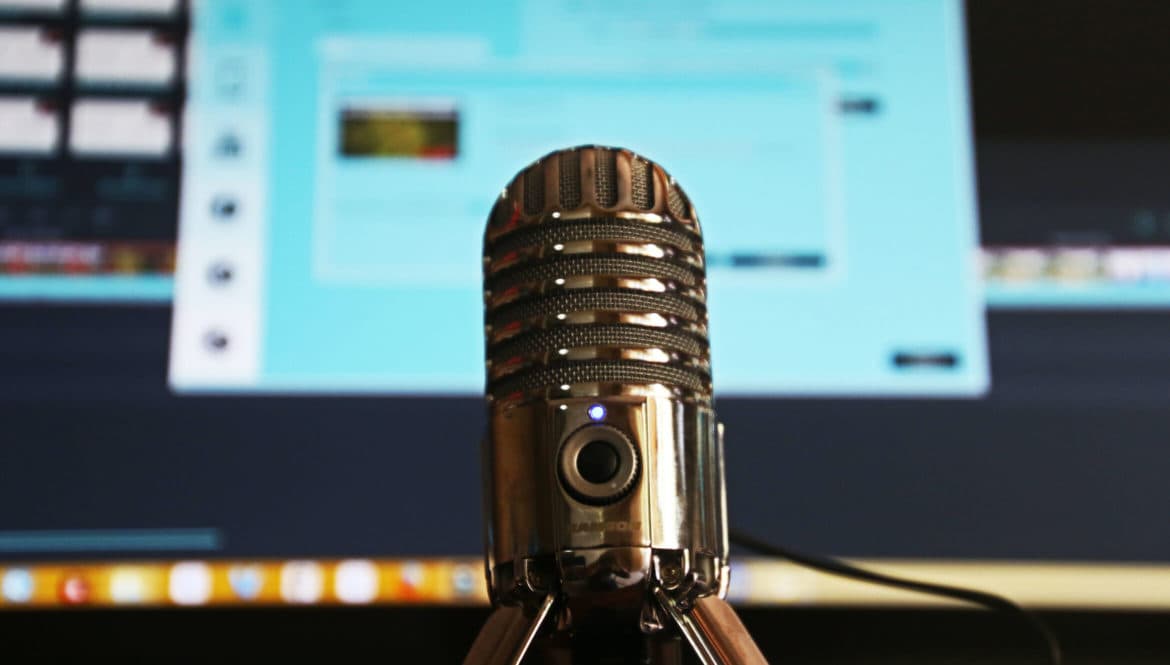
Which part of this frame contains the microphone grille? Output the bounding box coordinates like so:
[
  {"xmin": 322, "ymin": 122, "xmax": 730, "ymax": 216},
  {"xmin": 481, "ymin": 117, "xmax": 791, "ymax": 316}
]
[{"xmin": 483, "ymin": 146, "xmax": 711, "ymax": 404}]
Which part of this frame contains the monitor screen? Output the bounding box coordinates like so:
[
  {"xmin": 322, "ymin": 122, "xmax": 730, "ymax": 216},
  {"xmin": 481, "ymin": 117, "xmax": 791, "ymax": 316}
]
[
  {"xmin": 1, "ymin": 0, "xmax": 1168, "ymax": 611},
  {"xmin": 168, "ymin": 0, "xmax": 985, "ymax": 397}
]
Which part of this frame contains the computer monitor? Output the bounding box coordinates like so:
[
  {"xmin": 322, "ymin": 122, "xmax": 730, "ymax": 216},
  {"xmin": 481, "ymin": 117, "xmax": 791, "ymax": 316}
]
[{"xmin": 0, "ymin": 0, "xmax": 1168, "ymax": 611}]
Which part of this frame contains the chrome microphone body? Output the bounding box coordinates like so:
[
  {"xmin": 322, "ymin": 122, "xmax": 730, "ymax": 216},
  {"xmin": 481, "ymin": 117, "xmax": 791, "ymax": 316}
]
[{"xmin": 469, "ymin": 146, "xmax": 765, "ymax": 665}]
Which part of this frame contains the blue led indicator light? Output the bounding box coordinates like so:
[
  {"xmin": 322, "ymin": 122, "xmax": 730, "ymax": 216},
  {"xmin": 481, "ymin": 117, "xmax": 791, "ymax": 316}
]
[{"xmin": 587, "ymin": 404, "xmax": 607, "ymax": 421}]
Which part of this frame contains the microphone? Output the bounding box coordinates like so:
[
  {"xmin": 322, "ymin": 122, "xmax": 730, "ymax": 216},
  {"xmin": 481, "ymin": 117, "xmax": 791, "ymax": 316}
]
[{"xmin": 466, "ymin": 146, "xmax": 766, "ymax": 665}]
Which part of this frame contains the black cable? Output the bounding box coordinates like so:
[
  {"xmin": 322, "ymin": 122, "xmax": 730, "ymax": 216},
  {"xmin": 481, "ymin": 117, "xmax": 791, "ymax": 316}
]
[{"xmin": 729, "ymin": 529, "xmax": 1062, "ymax": 665}]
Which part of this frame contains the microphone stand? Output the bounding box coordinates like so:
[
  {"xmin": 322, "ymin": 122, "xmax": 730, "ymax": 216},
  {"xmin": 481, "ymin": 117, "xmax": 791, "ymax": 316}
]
[{"xmin": 465, "ymin": 590, "xmax": 764, "ymax": 665}]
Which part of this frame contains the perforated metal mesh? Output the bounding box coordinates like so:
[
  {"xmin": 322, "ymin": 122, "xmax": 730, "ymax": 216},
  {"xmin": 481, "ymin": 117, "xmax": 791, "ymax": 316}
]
[
  {"xmin": 594, "ymin": 149, "xmax": 617, "ymax": 207},
  {"xmin": 523, "ymin": 165, "xmax": 545, "ymax": 214},
  {"xmin": 491, "ymin": 324, "xmax": 706, "ymax": 361},
  {"xmin": 559, "ymin": 150, "xmax": 581, "ymax": 209},
  {"xmin": 489, "ymin": 254, "xmax": 699, "ymax": 293},
  {"xmin": 488, "ymin": 288, "xmax": 703, "ymax": 329},
  {"xmin": 631, "ymin": 157, "xmax": 653, "ymax": 210},
  {"xmin": 484, "ymin": 146, "xmax": 710, "ymax": 400},
  {"xmin": 488, "ymin": 218, "xmax": 696, "ymax": 258},
  {"xmin": 668, "ymin": 187, "xmax": 690, "ymax": 221},
  {"xmin": 491, "ymin": 360, "xmax": 707, "ymax": 398}
]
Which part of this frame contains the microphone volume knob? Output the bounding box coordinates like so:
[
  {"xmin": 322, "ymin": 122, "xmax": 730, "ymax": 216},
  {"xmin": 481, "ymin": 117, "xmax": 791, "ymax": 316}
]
[
  {"xmin": 576, "ymin": 440, "xmax": 621, "ymax": 485},
  {"xmin": 557, "ymin": 424, "xmax": 639, "ymax": 506}
]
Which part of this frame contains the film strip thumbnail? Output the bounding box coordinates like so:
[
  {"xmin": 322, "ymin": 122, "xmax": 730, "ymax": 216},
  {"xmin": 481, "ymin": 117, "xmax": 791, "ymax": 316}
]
[{"xmin": 0, "ymin": 0, "xmax": 186, "ymax": 281}]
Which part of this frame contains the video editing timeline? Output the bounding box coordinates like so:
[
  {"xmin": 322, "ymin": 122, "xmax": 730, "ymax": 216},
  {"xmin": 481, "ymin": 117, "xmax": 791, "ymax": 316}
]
[
  {"xmin": 0, "ymin": 0, "xmax": 184, "ymax": 301},
  {"xmin": 171, "ymin": 0, "xmax": 988, "ymax": 396},
  {"xmin": 983, "ymin": 246, "xmax": 1170, "ymax": 308},
  {"xmin": 978, "ymin": 141, "xmax": 1170, "ymax": 309}
]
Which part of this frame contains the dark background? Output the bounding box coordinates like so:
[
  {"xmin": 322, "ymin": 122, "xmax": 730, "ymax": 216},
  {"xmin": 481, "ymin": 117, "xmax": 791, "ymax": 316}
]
[
  {"xmin": 3, "ymin": 607, "xmax": 1169, "ymax": 664},
  {"xmin": 967, "ymin": 0, "xmax": 1170, "ymax": 140},
  {"xmin": 3, "ymin": 0, "xmax": 1170, "ymax": 662},
  {"xmin": 3, "ymin": 308, "xmax": 1168, "ymax": 562}
]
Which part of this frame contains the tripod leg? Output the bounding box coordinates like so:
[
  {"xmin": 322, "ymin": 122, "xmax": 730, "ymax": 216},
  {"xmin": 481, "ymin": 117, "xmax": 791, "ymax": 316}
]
[
  {"xmin": 463, "ymin": 595, "xmax": 556, "ymax": 665},
  {"xmin": 687, "ymin": 596, "xmax": 768, "ymax": 664},
  {"xmin": 653, "ymin": 590, "xmax": 768, "ymax": 665}
]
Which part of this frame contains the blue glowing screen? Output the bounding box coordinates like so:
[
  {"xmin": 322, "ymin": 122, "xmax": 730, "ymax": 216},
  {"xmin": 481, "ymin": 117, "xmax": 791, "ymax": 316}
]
[{"xmin": 169, "ymin": 0, "xmax": 987, "ymax": 396}]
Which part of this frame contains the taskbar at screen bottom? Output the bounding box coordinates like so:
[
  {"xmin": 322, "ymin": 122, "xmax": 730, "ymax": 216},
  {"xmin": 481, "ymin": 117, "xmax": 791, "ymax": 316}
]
[{"xmin": 1, "ymin": 557, "xmax": 1167, "ymax": 611}]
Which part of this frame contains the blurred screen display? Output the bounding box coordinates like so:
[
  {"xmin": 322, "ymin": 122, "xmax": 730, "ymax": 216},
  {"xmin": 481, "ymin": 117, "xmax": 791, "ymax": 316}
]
[
  {"xmin": 169, "ymin": 0, "xmax": 987, "ymax": 396},
  {"xmin": 1, "ymin": 0, "xmax": 1169, "ymax": 611}
]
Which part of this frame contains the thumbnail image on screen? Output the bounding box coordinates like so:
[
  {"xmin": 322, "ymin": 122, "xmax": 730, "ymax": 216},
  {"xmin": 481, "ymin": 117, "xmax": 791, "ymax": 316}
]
[
  {"xmin": 0, "ymin": 0, "xmax": 185, "ymax": 301},
  {"xmin": 339, "ymin": 102, "xmax": 459, "ymax": 160}
]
